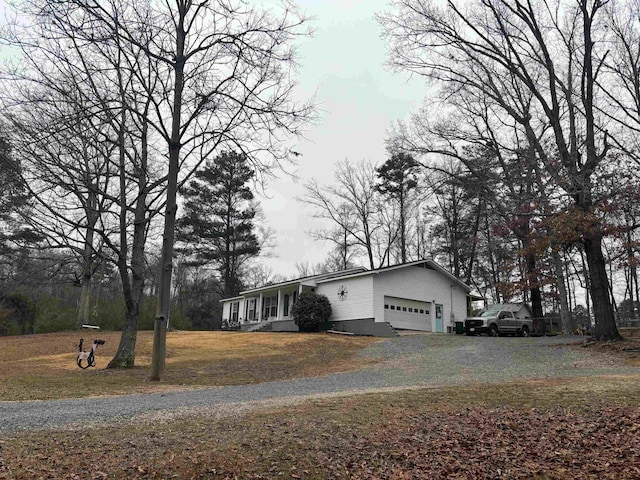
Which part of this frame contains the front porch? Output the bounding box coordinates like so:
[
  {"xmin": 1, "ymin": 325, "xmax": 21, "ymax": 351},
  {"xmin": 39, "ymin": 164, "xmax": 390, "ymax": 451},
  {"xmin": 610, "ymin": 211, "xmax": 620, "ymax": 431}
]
[{"xmin": 224, "ymin": 283, "xmax": 316, "ymax": 329}]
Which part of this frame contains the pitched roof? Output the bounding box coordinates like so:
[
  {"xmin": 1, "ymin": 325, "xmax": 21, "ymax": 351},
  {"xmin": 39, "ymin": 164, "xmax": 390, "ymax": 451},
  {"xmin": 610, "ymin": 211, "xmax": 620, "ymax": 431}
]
[
  {"xmin": 315, "ymin": 259, "xmax": 472, "ymax": 291},
  {"xmin": 237, "ymin": 266, "xmax": 367, "ymax": 296},
  {"xmin": 221, "ymin": 259, "xmax": 472, "ymax": 302}
]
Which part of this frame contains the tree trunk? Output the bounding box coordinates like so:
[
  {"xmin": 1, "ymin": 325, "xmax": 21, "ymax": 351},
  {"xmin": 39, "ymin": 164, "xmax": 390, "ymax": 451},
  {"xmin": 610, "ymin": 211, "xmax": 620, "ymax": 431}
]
[
  {"xmin": 342, "ymin": 226, "xmax": 348, "ymax": 269},
  {"xmin": 484, "ymin": 216, "xmax": 500, "ymax": 303},
  {"xmin": 525, "ymin": 250, "xmax": 545, "ymax": 335},
  {"xmin": 364, "ymin": 223, "xmax": 375, "ymax": 269},
  {"xmin": 578, "ymin": 1, "xmax": 620, "ymax": 341},
  {"xmin": 634, "ymin": 248, "xmax": 640, "ymax": 320},
  {"xmin": 108, "ymin": 87, "xmax": 151, "ymax": 368},
  {"xmin": 399, "ymin": 189, "xmax": 406, "ymax": 263},
  {"xmin": 224, "ymin": 193, "xmax": 232, "ymax": 297},
  {"xmin": 584, "ymin": 235, "xmax": 622, "ymax": 340},
  {"xmin": 626, "ymin": 228, "xmax": 639, "ymax": 321},
  {"xmin": 77, "ymin": 178, "xmax": 98, "ymax": 329},
  {"xmin": 76, "ymin": 254, "xmax": 92, "ymax": 329},
  {"xmin": 110, "ymin": 174, "xmax": 147, "ymax": 367},
  {"xmin": 551, "ymin": 249, "xmax": 572, "ymax": 333},
  {"xmin": 151, "ymin": 5, "xmax": 187, "ymax": 381},
  {"xmin": 465, "ymin": 198, "xmax": 482, "ymax": 285},
  {"xmin": 107, "ymin": 95, "xmax": 136, "ymax": 368}
]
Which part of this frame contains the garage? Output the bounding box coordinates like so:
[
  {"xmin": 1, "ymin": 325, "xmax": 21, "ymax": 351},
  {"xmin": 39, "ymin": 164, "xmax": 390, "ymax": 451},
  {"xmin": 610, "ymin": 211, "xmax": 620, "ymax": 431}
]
[{"xmin": 383, "ymin": 296, "xmax": 432, "ymax": 331}]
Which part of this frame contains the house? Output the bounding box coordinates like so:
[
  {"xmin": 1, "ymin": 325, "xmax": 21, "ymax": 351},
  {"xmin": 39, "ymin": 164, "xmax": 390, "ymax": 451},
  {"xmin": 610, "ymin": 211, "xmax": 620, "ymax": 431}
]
[{"xmin": 220, "ymin": 259, "xmax": 475, "ymax": 337}]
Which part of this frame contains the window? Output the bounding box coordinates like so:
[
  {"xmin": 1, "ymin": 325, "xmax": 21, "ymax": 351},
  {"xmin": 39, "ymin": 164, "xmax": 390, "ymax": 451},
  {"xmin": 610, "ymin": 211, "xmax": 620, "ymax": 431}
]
[
  {"xmin": 246, "ymin": 298, "xmax": 257, "ymax": 321},
  {"xmin": 419, "ymin": 309, "xmax": 424, "ymax": 314},
  {"xmin": 283, "ymin": 294, "xmax": 291, "ymax": 317},
  {"xmin": 384, "ymin": 304, "xmax": 389, "ymax": 309},
  {"xmin": 390, "ymin": 305, "xmax": 396, "ymax": 310},
  {"xmin": 262, "ymin": 295, "xmax": 278, "ymax": 319},
  {"xmin": 408, "ymin": 307, "xmax": 413, "ymax": 313},
  {"xmin": 231, "ymin": 302, "xmax": 239, "ymax": 322},
  {"xmin": 402, "ymin": 307, "xmax": 407, "ymax": 312}
]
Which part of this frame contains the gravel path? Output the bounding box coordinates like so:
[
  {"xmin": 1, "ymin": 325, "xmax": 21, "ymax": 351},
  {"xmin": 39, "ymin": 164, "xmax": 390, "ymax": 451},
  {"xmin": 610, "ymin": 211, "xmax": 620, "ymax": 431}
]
[{"xmin": 0, "ymin": 334, "xmax": 635, "ymax": 433}]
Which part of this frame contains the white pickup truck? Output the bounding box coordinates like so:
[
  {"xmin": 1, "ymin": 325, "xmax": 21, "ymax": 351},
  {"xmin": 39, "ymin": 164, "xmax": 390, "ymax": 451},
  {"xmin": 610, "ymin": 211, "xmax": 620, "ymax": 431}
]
[{"xmin": 464, "ymin": 303, "xmax": 533, "ymax": 337}]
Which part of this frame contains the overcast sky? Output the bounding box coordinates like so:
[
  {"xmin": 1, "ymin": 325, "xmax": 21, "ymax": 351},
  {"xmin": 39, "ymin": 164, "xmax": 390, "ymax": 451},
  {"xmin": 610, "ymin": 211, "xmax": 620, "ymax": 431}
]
[
  {"xmin": 259, "ymin": 0, "xmax": 424, "ymax": 278},
  {"xmin": 0, "ymin": 0, "xmax": 424, "ymax": 279}
]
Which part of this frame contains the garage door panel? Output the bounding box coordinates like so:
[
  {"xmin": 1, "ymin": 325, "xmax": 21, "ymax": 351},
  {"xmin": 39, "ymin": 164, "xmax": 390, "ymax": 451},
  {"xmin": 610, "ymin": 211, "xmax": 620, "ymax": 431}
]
[{"xmin": 384, "ymin": 296, "xmax": 431, "ymax": 331}]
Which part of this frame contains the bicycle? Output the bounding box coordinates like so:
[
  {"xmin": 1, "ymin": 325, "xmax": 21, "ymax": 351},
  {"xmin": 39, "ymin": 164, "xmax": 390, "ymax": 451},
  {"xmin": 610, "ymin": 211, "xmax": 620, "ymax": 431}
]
[{"xmin": 76, "ymin": 338, "xmax": 105, "ymax": 369}]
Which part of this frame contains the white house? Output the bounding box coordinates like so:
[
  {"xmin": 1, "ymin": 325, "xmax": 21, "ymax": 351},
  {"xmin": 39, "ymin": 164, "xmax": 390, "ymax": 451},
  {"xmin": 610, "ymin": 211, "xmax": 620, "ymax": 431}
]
[{"xmin": 220, "ymin": 259, "xmax": 475, "ymax": 336}]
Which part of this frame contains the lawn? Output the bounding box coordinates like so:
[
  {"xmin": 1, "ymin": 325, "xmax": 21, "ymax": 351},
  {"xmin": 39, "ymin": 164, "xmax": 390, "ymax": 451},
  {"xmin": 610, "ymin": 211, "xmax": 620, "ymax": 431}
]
[
  {"xmin": 0, "ymin": 330, "xmax": 379, "ymax": 401},
  {"xmin": 2, "ymin": 331, "xmax": 640, "ymax": 479}
]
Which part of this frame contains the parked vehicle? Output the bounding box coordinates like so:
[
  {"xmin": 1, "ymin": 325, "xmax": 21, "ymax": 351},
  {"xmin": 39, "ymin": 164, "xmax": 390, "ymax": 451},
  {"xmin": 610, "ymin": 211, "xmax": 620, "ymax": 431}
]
[{"xmin": 464, "ymin": 303, "xmax": 532, "ymax": 337}]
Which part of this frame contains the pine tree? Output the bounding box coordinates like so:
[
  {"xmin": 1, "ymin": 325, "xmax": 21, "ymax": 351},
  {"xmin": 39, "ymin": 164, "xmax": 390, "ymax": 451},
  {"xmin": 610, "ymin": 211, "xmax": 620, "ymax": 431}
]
[
  {"xmin": 177, "ymin": 151, "xmax": 260, "ymax": 298},
  {"xmin": 0, "ymin": 136, "xmax": 39, "ymax": 258},
  {"xmin": 375, "ymin": 152, "xmax": 420, "ymax": 264}
]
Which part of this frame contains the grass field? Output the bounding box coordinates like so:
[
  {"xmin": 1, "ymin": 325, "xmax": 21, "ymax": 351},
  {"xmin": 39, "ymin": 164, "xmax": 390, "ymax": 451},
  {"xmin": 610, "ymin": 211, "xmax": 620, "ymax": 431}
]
[
  {"xmin": 0, "ymin": 330, "xmax": 379, "ymax": 401},
  {"xmin": 2, "ymin": 331, "xmax": 640, "ymax": 479}
]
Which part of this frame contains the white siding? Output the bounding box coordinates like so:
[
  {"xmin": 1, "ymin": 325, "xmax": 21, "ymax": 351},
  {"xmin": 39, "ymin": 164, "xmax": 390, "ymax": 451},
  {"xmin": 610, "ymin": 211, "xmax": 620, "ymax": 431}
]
[
  {"xmin": 221, "ymin": 299, "xmax": 245, "ymax": 322},
  {"xmin": 316, "ymin": 275, "xmax": 374, "ymax": 321},
  {"xmin": 373, "ymin": 266, "xmax": 468, "ymax": 331}
]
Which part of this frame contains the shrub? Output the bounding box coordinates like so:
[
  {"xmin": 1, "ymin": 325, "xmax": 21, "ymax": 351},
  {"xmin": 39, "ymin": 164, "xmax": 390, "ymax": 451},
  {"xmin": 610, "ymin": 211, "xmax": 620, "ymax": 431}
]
[{"xmin": 291, "ymin": 292, "xmax": 332, "ymax": 332}]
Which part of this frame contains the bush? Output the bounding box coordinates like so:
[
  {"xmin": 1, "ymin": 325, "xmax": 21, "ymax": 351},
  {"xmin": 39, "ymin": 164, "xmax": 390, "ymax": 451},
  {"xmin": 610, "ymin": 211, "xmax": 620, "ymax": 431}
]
[{"xmin": 291, "ymin": 292, "xmax": 332, "ymax": 332}]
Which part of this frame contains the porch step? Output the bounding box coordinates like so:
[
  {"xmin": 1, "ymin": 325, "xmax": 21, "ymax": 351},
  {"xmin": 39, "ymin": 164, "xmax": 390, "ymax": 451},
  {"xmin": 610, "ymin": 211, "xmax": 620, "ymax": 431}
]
[
  {"xmin": 378, "ymin": 321, "xmax": 399, "ymax": 337},
  {"xmin": 251, "ymin": 323, "xmax": 273, "ymax": 332},
  {"xmin": 242, "ymin": 321, "xmax": 269, "ymax": 332}
]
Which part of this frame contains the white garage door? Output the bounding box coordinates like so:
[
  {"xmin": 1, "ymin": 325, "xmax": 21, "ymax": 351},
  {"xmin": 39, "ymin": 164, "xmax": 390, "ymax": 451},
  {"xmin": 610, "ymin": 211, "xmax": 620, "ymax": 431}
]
[{"xmin": 384, "ymin": 296, "xmax": 432, "ymax": 331}]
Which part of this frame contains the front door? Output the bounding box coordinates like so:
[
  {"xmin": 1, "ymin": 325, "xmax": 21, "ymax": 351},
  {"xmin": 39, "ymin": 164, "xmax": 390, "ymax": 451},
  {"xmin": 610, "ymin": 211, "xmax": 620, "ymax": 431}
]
[{"xmin": 435, "ymin": 304, "xmax": 444, "ymax": 332}]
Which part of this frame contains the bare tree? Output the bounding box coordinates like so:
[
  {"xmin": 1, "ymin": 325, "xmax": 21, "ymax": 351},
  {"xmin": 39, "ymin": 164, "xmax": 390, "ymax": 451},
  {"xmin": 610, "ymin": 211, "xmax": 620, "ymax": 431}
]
[
  {"xmin": 380, "ymin": 0, "xmax": 621, "ymax": 340},
  {"xmin": 2, "ymin": 0, "xmax": 169, "ymax": 368},
  {"xmin": 603, "ymin": 1, "xmax": 640, "ymax": 163},
  {"xmin": 53, "ymin": 0, "xmax": 312, "ymax": 378},
  {"xmin": 301, "ymin": 159, "xmax": 386, "ymax": 269},
  {"xmin": 0, "ymin": 77, "xmax": 115, "ymax": 329},
  {"xmin": 308, "ymin": 203, "xmax": 359, "ymax": 272}
]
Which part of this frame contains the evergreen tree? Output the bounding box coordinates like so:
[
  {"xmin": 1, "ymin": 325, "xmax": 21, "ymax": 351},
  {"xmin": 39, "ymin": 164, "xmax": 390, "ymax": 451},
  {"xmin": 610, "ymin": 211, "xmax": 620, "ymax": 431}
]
[
  {"xmin": 0, "ymin": 137, "xmax": 34, "ymax": 251},
  {"xmin": 375, "ymin": 152, "xmax": 420, "ymax": 263},
  {"xmin": 177, "ymin": 151, "xmax": 260, "ymax": 297}
]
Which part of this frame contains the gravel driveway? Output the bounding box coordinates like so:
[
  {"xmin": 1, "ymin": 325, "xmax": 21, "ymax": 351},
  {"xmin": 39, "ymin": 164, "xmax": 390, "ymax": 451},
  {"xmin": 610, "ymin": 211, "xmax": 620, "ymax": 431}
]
[{"xmin": 0, "ymin": 334, "xmax": 635, "ymax": 433}]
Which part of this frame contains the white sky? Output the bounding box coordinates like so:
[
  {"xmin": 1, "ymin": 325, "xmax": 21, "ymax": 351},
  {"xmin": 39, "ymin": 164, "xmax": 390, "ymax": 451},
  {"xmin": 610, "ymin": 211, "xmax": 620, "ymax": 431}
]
[{"xmin": 259, "ymin": 0, "xmax": 424, "ymax": 278}]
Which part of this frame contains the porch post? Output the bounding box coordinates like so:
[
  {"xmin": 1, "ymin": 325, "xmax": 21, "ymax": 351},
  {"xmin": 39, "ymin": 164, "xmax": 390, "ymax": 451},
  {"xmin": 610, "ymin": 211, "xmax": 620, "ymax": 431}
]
[
  {"xmin": 258, "ymin": 293, "xmax": 264, "ymax": 321},
  {"xmin": 277, "ymin": 289, "xmax": 284, "ymax": 320}
]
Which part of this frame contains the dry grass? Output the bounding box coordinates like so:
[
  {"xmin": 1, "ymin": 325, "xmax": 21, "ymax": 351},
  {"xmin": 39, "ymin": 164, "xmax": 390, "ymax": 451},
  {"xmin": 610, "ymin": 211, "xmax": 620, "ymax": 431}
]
[
  {"xmin": 0, "ymin": 330, "xmax": 379, "ymax": 401},
  {"xmin": 574, "ymin": 336, "xmax": 640, "ymax": 366},
  {"xmin": 2, "ymin": 375, "xmax": 640, "ymax": 479},
  {"xmin": 3, "ymin": 333, "xmax": 640, "ymax": 478},
  {"xmin": 620, "ymin": 327, "xmax": 640, "ymax": 338}
]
